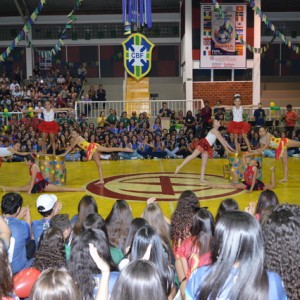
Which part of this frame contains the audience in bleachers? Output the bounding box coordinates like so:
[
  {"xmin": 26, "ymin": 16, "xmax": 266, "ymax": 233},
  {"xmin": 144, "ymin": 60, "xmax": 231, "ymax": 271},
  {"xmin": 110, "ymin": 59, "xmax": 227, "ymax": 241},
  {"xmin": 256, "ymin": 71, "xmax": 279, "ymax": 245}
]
[{"xmin": 1, "ymin": 72, "xmax": 299, "ymax": 162}]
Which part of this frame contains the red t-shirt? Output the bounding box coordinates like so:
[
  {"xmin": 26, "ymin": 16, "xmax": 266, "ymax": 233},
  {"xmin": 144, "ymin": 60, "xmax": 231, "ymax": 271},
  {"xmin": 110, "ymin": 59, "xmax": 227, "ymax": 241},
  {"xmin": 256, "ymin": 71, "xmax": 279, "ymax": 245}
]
[
  {"xmin": 175, "ymin": 236, "xmax": 212, "ymax": 278},
  {"xmin": 285, "ymin": 111, "xmax": 297, "ymax": 127}
]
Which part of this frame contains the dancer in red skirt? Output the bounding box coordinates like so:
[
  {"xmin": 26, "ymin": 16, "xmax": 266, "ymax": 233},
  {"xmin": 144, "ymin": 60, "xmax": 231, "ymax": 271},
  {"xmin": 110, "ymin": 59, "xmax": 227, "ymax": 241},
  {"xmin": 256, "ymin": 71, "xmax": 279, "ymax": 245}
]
[
  {"xmin": 175, "ymin": 120, "xmax": 235, "ymax": 183},
  {"xmin": 25, "ymin": 100, "xmax": 72, "ymax": 155},
  {"xmin": 220, "ymin": 94, "xmax": 256, "ymax": 151}
]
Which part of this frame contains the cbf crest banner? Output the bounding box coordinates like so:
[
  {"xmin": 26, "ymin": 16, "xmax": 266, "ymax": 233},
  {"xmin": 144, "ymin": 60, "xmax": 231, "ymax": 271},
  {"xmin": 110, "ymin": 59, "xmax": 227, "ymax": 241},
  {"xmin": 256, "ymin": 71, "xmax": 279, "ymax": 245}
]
[{"xmin": 122, "ymin": 33, "xmax": 154, "ymax": 80}]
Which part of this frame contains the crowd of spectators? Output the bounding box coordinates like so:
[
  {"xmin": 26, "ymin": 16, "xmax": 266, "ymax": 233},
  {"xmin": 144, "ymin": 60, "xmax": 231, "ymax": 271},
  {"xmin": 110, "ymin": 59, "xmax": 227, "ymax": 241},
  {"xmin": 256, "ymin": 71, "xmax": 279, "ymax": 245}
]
[
  {"xmin": 0, "ymin": 71, "xmax": 300, "ymax": 162},
  {"xmin": 1, "ymin": 190, "xmax": 299, "ymax": 299}
]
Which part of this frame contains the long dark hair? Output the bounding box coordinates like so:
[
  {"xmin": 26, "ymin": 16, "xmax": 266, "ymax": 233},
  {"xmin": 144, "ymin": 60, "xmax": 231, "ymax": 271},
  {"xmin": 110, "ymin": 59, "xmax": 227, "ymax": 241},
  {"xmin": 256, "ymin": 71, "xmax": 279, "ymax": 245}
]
[
  {"xmin": 142, "ymin": 203, "xmax": 172, "ymax": 253},
  {"xmin": 215, "ymin": 198, "xmax": 239, "ymax": 223},
  {"xmin": 190, "ymin": 208, "xmax": 215, "ymax": 256},
  {"xmin": 199, "ymin": 211, "xmax": 268, "ymax": 300},
  {"xmin": 105, "ymin": 200, "xmax": 133, "ymax": 251},
  {"xmin": 29, "ymin": 268, "xmax": 81, "ymax": 300},
  {"xmin": 82, "ymin": 213, "xmax": 108, "ymax": 239},
  {"xmin": 255, "ymin": 190, "xmax": 279, "ymax": 215},
  {"xmin": 0, "ymin": 239, "xmax": 13, "ymax": 298},
  {"xmin": 110, "ymin": 260, "xmax": 167, "ymax": 300},
  {"xmin": 73, "ymin": 195, "xmax": 98, "ymax": 236},
  {"xmin": 68, "ymin": 229, "xmax": 117, "ymax": 300},
  {"xmin": 124, "ymin": 218, "xmax": 148, "ymax": 254},
  {"xmin": 262, "ymin": 204, "xmax": 300, "ymax": 300},
  {"xmin": 130, "ymin": 225, "xmax": 173, "ymax": 296}
]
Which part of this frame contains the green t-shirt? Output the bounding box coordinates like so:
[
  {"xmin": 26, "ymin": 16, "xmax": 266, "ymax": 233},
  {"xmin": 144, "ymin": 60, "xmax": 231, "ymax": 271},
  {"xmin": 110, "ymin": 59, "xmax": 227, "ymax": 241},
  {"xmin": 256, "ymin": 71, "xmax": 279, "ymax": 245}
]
[
  {"xmin": 107, "ymin": 114, "xmax": 117, "ymax": 125},
  {"xmin": 110, "ymin": 246, "xmax": 124, "ymax": 265},
  {"xmin": 120, "ymin": 117, "xmax": 130, "ymax": 128}
]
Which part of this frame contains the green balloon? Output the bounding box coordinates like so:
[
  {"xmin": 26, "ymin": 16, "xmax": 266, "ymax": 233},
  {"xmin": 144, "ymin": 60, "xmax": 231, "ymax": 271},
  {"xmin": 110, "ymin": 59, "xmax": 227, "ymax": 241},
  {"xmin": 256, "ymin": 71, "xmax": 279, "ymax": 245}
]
[{"xmin": 45, "ymin": 168, "xmax": 50, "ymax": 173}]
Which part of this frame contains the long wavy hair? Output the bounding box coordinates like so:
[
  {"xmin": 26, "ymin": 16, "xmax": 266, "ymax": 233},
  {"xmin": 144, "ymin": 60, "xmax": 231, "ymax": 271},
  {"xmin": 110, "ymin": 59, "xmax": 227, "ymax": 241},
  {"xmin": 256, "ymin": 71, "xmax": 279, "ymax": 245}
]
[
  {"xmin": 215, "ymin": 198, "xmax": 239, "ymax": 223},
  {"xmin": 142, "ymin": 203, "xmax": 172, "ymax": 253},
  {"xmin": 198, "ymin": 211, "xmax": 268, "ymax": 300},
  {"xmin": 68, "ymin": 229, "xmax": 117, "ymax": 300},
  {"xmin": 0, "ymin": 239, "xmax": 13, "ymax": 299},
  {"xmin": 190, "ymin": 208, "xmax": 215, "ymax": 256},
  {"xmin": 73, "ymin": 195, "xmax": 98, "ymax": 236},
  {"xmin": 33, "ymin": 227, "xmax": 66, "ymax": 271},
  {"xmin": 110, "ymin": 260, "xmax": 167, "ymax": 300},
  {"xmin": 105, "ymin": 200, "xmax": 133, "ymax": 251},
  {"xmin": 171, "ymin": 190, "xmax": 200, "ymax": 249},
  {"xmin": 29, "ymin": 268, "xmax": 81, "ymax": 300},
  {"xmin": 262, "ymin": 204, "xmax": 300, "ymax": 300},
  {"xmin": 130, "ymin": 225, "xmax": 174, "ymax": 296}
]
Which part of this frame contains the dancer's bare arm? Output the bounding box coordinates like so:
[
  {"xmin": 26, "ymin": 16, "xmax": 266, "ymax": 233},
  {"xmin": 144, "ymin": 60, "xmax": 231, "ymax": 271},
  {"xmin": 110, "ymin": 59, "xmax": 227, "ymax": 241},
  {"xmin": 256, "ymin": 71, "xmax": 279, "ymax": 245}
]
[
  {"xmin": 62, "ymin": 138, "xmax": 78, "ymax": 155},
  {"xmin": 214, "ymin": 131, "xmax": 236, "ymax": 152},
  {"xmin": 7, "ymin": 147, "xmax": 29, "ymax": 156}
]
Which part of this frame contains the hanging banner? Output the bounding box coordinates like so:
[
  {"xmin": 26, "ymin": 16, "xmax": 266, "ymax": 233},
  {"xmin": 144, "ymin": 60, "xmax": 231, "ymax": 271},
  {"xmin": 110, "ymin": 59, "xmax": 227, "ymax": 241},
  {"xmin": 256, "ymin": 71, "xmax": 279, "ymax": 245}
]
[
  {"xmin": 200, "ymin": 4, "xmax": 247, "ymax": 69},
  {"xmin": 122, "ymin": 33, "xmax": 154, "ymax": 80}
]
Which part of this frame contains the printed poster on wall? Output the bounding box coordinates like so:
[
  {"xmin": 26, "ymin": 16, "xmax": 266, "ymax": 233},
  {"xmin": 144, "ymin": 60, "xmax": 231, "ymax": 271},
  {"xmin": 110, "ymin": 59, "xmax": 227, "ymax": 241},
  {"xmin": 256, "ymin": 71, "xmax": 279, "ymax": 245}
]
[
  {"xmin": 39, "ymin": 56, "xmax": 52, "ymax": 70},
  {"xmin": 200, "ymin": 4, "xmax": 246, "ymax": 69}
]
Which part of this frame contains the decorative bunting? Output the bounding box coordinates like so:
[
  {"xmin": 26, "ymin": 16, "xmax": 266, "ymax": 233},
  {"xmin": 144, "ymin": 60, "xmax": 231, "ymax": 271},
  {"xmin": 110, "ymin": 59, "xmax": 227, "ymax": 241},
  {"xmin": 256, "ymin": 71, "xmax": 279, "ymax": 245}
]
[
  {"xmin": 245, "ymin": 0, "xmax": 300, "ymax": 55},
  {"xmin": 212, "ymin": 0, "xmax": 299, "ymax": 55},
  {"xmin": 0, "ymin": 0, "xmax": 47, "ymax": 62},
  {"xmin": 27, "ymin": 0, "xmax": 84, "ymax": 59}
]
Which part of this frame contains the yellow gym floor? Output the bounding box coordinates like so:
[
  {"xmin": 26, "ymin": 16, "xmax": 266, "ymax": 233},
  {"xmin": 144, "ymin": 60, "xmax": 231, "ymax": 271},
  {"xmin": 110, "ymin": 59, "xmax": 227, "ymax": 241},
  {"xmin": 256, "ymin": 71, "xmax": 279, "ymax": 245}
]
[{"xmin": 1, "ymin": 158, "xmax": 300, "ymax": 221}]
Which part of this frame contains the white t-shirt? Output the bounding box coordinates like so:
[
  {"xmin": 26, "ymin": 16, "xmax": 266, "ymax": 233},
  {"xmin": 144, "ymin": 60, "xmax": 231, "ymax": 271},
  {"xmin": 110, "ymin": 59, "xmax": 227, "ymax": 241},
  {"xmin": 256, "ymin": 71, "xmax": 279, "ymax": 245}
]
[{"xmin": 0, "ymin": 147, "xmax": 13, "ymax": 157}]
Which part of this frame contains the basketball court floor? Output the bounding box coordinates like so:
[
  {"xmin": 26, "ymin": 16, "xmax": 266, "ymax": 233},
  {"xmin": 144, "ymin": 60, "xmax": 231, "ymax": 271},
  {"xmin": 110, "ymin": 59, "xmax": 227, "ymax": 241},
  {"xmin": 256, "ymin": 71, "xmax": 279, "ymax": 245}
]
[{"xmin": 1, "ymin": 157, "xmax": 300, "ymax": 220}]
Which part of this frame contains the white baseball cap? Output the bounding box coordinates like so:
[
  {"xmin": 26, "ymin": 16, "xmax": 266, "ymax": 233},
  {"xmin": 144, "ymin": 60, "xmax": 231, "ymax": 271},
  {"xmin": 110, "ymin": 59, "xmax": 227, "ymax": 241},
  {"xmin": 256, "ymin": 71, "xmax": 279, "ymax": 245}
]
[
  {"xmin": 234, "ymin": 94, "xmax": 241, "ymax": 99},
  {"xmin": 36, "ymin": 194, "xmax": 57, "ymax": 212}
]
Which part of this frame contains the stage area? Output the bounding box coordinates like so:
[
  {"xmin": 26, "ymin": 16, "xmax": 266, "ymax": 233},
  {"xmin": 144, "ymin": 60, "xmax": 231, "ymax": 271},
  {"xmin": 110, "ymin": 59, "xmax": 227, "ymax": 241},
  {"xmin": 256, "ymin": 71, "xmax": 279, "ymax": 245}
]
[{"xmin": 1, "ymin": 158, "xmax": 300, "ymax": 220}]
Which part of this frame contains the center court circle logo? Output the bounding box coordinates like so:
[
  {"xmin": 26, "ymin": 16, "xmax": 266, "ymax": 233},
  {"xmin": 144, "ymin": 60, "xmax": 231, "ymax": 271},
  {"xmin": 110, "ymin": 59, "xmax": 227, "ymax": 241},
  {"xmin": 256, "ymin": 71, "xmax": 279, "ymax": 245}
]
[{"xmin": 86, "ymin": 172, "xmax": 242, "ymax": 202}]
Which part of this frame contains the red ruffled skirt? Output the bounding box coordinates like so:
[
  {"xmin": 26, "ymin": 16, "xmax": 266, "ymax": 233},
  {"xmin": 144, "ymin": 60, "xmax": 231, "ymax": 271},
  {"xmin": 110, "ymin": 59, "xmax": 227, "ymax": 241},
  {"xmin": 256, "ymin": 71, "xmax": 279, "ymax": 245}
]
[
  {"xmin": 196, "ymin": 138, "xmax": 214, "ymax": 158},
  {"xmin": 38, "ymin": 121, "xmax": 60, "ymax": 134},
  {"xmin": 227, "ymin": 121, "xmax": 251, "ymax": 135}
]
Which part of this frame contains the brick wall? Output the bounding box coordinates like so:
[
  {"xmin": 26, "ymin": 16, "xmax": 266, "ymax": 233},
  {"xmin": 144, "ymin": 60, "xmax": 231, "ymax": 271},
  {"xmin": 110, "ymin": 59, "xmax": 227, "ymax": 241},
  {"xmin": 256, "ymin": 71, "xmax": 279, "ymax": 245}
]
[{"xmin": 193, "ymin": 81, "xmax": 253, "ymax": 105}]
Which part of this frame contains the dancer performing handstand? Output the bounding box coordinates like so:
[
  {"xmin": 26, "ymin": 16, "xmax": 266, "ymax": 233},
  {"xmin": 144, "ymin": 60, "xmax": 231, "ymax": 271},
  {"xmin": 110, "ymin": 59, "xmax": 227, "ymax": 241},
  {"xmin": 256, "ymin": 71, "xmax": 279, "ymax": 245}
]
[
  {"xmin": 208, "ymin": 154, "xmax": 276, "ymax": 193},
  {"xmin": 62, "ymin": 129, "xmax": 133, "ymax": 184},
  {"xmin": 253, "ymin": 126, "xmax": 300, "ymax": 182},
  {"xmin": 1, "ymin": 154, "xmax": 84, "ymax": 194},
  {"xmin": 175, "ymin": 120, "xmax": 235, "ymax": 183}
]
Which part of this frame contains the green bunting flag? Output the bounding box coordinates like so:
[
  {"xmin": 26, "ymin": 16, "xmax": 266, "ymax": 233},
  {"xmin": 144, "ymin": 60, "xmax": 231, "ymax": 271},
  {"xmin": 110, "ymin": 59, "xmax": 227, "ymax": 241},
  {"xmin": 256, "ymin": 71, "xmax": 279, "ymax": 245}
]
[
  {"xmin": 0, "ymin": 0, "xmax": 47, "ymax": 62},
  {"xmin": 28, "ymin": 0, "xmax": 84, "ymax": 60}
]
